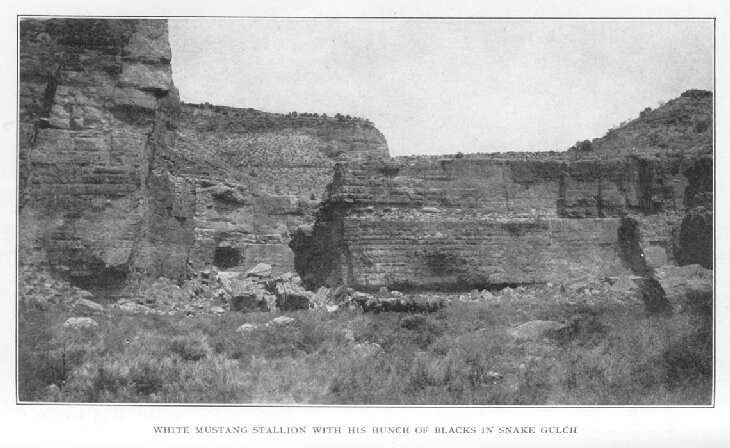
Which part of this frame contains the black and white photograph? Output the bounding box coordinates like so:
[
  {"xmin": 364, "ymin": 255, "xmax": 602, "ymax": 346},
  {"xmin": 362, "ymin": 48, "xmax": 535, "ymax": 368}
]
[
  {"xmin": 15, "ymin": 15, "xmax": 715, "ymax": 405},
  {"xmin": 4, "ymin": 2, "xmax": 730, "ymax": 446}
]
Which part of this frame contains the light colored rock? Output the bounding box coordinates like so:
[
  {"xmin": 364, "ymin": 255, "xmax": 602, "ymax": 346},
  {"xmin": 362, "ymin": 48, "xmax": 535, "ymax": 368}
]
[
  {"xmin": 210, "ymin": 306, "xmax": 226, "ymax": 314},
  {"xmin": 326, "ymin": 304, "xmax": 339, "ymax": 313},
  {"xmin": 235, "ymin": 323, "xmax": 258, "ymax": 334},
  {"xmin": 117, "ymin": 300, "xmax": 151, "ymax": 314},
  {"xmin": 268, "ymin": 316, "xmax": 296, "ymax": 326},
  {"xmin": 246, "ymin": 263, "xmax": 272, "ymax": 278},
  {"xmin": 508, "ymin": 320, "xmax": 564, "ymax": 341},
  {"xmin": 73, "ymin": 298, "xmax": 104, "ymax": 313},
  {"xmin": 274, "ymin": 282, "xmax": 312, "ymax": 311},
  {"xmin": 63, "ymin": 317, "xmax": 99, "ymax": 330}
]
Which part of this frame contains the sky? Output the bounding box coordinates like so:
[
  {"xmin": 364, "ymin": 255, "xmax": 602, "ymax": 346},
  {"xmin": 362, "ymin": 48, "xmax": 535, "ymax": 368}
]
[{"xmin": 168, "ymin": 19, "xmax": 713, "ymax": 156}]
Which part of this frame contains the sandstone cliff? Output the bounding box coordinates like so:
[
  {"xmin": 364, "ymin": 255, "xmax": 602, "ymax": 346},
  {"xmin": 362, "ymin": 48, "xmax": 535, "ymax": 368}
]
[
  {"xmin": 19, "ymin": 19, "xmax": 193, "ymax": 294},
  {"xmin": 294, "ymin": 94, "xmax": 713, "ymax": 291},
  {"xmin": 173, "ymin": 103, "xmax": 388, "ymax": 275},
  {"xmin": 18, "ymin": 18, "xmax": 712, "ymax": 299},
  {"xmin": 18, "ymin": 18, "xmax": 389, "ymax": 294}
]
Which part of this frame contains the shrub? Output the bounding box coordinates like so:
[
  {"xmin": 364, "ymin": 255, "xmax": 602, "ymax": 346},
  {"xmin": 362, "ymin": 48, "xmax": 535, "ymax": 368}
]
[{"xmin": 169, "ymin": 332, "xmax": 211, "ymax": 361}]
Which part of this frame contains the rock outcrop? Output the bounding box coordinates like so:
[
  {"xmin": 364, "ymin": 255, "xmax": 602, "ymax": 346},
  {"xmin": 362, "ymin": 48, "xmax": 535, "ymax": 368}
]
[
  {"xmin": 175, "ymin": 104, "xmax": 388, "ymax": 276},
  {"xmin": 293, "ymin": 145, "xmax": 711, "ymax": 291},
  {"xmin": 19, "ymin": 19, "xmax": 192, "ymax": 295},
  {"xmin": 19, "ymin": 18, "xmax": 389, "ymax": 295},
  {"xmin": 18, "ymin": 18, "xmax": 712, "ymax": 306}
]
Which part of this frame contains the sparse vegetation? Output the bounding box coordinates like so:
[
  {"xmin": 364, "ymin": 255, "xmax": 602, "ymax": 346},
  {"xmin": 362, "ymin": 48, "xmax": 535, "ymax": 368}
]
[{"xmin": 18, "ymin": 289, "xmax": 712, "ymax": 405}]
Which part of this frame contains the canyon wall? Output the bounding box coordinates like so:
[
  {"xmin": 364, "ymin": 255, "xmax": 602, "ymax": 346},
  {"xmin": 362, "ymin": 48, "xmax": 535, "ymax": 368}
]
[
  {"xmin": 171, "ymin": 104, "xmax": 388, "ymax": 275},
  {"xmin": 18, "ymin": 18, "xmax": 712, "ymax": 297},
  {"xmin": 19, "ymin": 19, "xmax": 194, "ymax": 293},
  {"xmin": 295, "ymin": 145, "xmax": 711, "ymax": 291},
  {"xmin": 18, "ymin": 18, "xmax": 389, "ymax": 293}
]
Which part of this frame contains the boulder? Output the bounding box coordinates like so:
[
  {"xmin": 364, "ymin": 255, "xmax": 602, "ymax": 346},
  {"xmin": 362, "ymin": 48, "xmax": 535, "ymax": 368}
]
[
  {"xmin": 117, "ymin": 300, "xmax": 151, "ymax": 314},
  {"xmin": 73, "ymin": 298, "xmax": 104, "ymax": 313},
  {"xmin": 224, "ymin": 277, "xmax": 270, "ymax": 312},
  {"xmin": 236, "ymin": 323, "xmax": 258, "ymax": 334},
  {"xmin": 268, "ymin": 316, "xmax": 296, "ymax": 326},
  {"xmin": 229, "ymin": 293, "xmax": 268, "ymax": 312},
  {"xmin": 274, "ymin": 282, "xmax": 312, "ymax": 311},
  {"xmin": 508, "ymin": 320, "xmax": 565, "ymax": 341},
  {"xmin": 246, "ymin": 263, "xmax": 272, "ymax": 278},
  {"xmin": 63, "ymin": 317, "xmax": 99, "ymax": 330}
]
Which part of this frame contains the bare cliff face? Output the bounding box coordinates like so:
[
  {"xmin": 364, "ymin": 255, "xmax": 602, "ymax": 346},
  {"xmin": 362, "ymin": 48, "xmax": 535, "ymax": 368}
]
[
  {"xmin": 18, "ymin": 18, "xmax": 712, "ymax": 298},
  {"xmin": 173, "ymin": 104, "xmax": 388, "ymax": 275},
  {"xmin": 18, "ymin": 18, "xmax": 390, "ymax": 294},
  {"xmin": 294, "ymin": 97, "xmax": 713, "ymax": 291},
  {"xmin": 19, "ymin": 19, "xmax": 193, "ymax": 294}
]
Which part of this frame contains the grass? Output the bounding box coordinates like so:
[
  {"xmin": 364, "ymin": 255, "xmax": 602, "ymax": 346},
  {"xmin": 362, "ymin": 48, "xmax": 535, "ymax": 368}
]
[{"xmin": 17, "ymin": 290, "xmax": 712, "ymax": 405}]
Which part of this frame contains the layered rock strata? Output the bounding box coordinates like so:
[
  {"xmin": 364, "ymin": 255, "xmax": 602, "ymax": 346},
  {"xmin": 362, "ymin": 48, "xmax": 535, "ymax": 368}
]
[
  {"xmin": 18, "ymin": 18, "xmax": 712, "ymax": 300},
  {"xmin": 18, "ymin": 18, "xmax": 390, "ymax": 295},
  {"xmin": 294, "ymin": 148, "xmax": 712, "ymax": 291},
  {"xmin": 174, "ymin": 104, "xmax": 388, "ymax": 275},
  {"xmin": 19, "ymin": 19, "xmax": 193, "ymax": 294}
]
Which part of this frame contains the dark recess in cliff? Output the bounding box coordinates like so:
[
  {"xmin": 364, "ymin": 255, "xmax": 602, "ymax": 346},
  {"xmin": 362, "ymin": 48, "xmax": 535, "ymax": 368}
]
[
  {"xmin": 617, "ymin": 217, "xmax": 672, "ymax": 315},
  {"xmin": 675, "ymin": 208, "xmax": 713, "ymax": 269},
  {"xmin": 289, "ymin": 203, "xmax": 348, "ymax": 290}
]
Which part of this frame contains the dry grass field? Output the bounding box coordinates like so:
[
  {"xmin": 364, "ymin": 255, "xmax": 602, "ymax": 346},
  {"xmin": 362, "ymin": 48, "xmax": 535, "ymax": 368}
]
[{"xmin": 18, "ymin": 284, "xmax": 712, "ymax": 405}]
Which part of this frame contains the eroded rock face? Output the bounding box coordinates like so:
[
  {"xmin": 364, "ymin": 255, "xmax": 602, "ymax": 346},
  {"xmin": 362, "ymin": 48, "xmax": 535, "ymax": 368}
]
[
  {"xmin": 18, "ymin": 19, "xmax": 712, "ymax": 304},
  {"xmin": 19, "ymin": 19, "xmax": 192, "ymax": 294},
  {"xmin": 175, "ymin": 104, "xmax": 389, "ymax": 276},
  {"xmin": 294, "ymin": 150, "xmax": 709, "ymax": 291},
  {"xmin": 19, "ymin": 18, "xmax": 390, "ymax": 295}
]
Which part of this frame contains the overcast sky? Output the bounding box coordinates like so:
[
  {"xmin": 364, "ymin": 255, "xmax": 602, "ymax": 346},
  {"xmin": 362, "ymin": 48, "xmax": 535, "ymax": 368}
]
[{"xmin": 168, "ymin": 19, "xmax": 713, "ymax": 156}]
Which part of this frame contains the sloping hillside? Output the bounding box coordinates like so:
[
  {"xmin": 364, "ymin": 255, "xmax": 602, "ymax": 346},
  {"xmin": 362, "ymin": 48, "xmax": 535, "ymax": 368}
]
[{"xmin": 571, "ymin": 89, "xmax": 712, "ymax": 155}]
